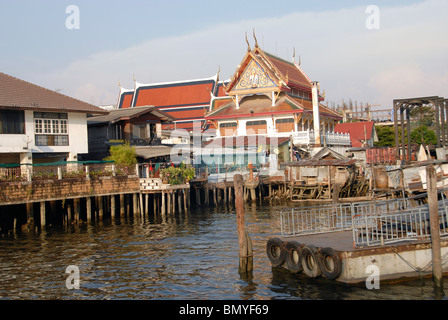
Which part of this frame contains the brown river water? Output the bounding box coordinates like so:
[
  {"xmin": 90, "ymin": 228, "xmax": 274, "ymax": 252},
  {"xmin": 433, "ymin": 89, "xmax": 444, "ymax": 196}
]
[{"xmin": 0, "ymin": 200, "xmax": 447, "ymax": 301}]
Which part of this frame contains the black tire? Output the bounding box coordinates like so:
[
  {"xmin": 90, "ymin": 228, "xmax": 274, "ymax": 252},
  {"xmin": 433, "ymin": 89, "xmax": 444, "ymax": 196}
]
[
  {"xmin": 285, "ymin": 241, "xmax": 303, "ymax": 273},
  {"xmin": 266, "ymin": 238, "xmax": 286, "ymax": 267},
  {"xmin": 301, "ymin": 245, "xmax": 322, "ymax": 278},
  {"xmin": 318, "ymin": 247, "xmax": 342, "ymax": 280}
]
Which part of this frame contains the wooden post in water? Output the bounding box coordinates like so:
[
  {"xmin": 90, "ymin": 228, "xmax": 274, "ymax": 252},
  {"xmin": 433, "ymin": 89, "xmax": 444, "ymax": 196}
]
[
  {"xmin": 111, "ymin": 195, "xmax": 116, "ymax": 219},
  {"xmin": 234, "ymin": 174, "xmax": 253, "ymax": 274},
  {"xmin": 86, "ymin": 197, "xmax": 92, "ymax": 222},
  {"xmin": 426, "ymin": 165, "xmax": 444, "ymax": 290},
  {"xmin": 133, "ymin": 193, "xmax": 139, "ymax": 219},
  {"xmin": 120, "ymin": 194, "xmax": 125, "ymax": 217},
  {"xmin": 75, "ymin": 198, "xmax": 81, "ymax": 224},
  {"xmin": 40, "ymin": 201, "xmax": 46, "ymax": 228}
]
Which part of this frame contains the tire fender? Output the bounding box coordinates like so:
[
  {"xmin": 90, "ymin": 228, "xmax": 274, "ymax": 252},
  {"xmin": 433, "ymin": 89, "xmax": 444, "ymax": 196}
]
[
  {"xmin": 318, "ymin": 247, "xmax": 342, "ymax": 280},
  {"xmin": 300, "ymin": 245, "xmax": 322, "ymax": 278},
  {"xmin": 266, "ymin": 238, "xmax": 286, "ymax": 267},
  {"xmin": 284, "ymin": 241, "xmax": 303, "ymax": 273}
]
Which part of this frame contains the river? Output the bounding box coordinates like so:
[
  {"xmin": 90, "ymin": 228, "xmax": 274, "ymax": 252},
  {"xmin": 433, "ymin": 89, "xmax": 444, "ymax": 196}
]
[{"xmin": 0, "ymin": 200, "xmax": 447, "ymax": 301}]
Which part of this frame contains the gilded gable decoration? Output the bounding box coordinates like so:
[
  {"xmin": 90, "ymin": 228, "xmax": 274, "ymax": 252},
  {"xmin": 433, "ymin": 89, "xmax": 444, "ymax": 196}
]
[{"xmin": 234, "ymin": 60, "xmax": 277, "ymax": 91}]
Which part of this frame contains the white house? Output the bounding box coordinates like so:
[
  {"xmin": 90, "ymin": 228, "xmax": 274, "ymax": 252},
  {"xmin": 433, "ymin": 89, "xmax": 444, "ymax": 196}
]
[{"xmin": 0, "ymin": 72, "xmax": 107, "ymax": 165}]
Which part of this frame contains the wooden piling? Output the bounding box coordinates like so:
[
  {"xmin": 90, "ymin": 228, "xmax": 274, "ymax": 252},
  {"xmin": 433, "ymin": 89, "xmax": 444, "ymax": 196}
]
[
  {"xmin": 139, "ymin": 192, "xmax": 144, "ymax": 219},
  {"xmin": 161, "ymin": 192, "xmax": 166, "ymax": 217},
  {"xmin": 120, "ymin": 194, "xmax": 125, "ymax": 217},
  {"xmin": 98, "ymin": 196, "xmax": 103, "ymax": 220},
  {"xmin": 133, "ymin": 193, "xmax": 139, "ymax": 218},
  {"xmin": 426, "ymin": 165, "xmax": 444, "ymax": 290},
  {"xmin": 111, "ymin": 195, "xmax": 116, "ymax": 218},
  {"xmin": 86, "ymin": 197, "xmax": 92, "ymax": 222},
  {"xmin": 40, "ymin": 201, "xmax": 46, "ymax": 228},
  {"xmin": 234, "ymin": 174, "xmax": 253, "ymax": 274}
]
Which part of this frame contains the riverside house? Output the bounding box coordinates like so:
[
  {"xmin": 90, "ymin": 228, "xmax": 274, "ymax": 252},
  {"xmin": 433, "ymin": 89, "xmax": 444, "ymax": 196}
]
[{"xmin": 0, "ymin": 72, "xmax": 107, "ymax": 166}]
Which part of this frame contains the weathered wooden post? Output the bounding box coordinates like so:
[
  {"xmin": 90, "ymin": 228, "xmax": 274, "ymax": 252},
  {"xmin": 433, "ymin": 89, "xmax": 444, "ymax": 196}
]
[
  {"xmin": 426, "ymin": 165, "xmax": 444, "ymax": 290},
  {"xmin": 110, "ymin": 195, "xmax": 116, "ymax": 219},
  {"xmin": 86, "ymin": 197, "xmax": 92, "ymax": 222},
  {"xmin": 234, "ymin": 174, "xmax": 253, "ymax": 274},
  {"xmin": 40, "ymin": 201, "xmax": 46, "ymax": 228}
]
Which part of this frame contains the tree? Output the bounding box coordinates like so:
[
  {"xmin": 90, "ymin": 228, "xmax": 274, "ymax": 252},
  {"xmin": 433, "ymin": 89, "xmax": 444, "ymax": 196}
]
[
  {"xmin": 409, "ymin": 106, "xmax": 435, "ymax": 128},
  {"xmin": 410, "ymin": 125, "xmax": 437, "ymax": 146},
  {"xmin": 374, "ymin": 125, "xmax": 395, "ymax": 147},
  {"xmin": 104, "ymin": 143, "xmax": 137, "ymax": 166}
]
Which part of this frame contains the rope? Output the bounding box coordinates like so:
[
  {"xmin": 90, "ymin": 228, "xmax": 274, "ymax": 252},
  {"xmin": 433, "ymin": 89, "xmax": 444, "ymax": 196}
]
[{"xmin": 388, "ymin": 245, "xmax": 448, "ymax": 276}]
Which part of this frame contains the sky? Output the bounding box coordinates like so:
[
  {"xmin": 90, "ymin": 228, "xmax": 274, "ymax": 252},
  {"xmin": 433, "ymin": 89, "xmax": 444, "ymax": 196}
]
[{"xmin": 0, "ymin": 0, "xmax": 447, "ymax": 111}]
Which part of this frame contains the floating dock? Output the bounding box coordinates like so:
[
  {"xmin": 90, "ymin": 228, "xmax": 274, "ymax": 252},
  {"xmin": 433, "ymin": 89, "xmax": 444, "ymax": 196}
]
[{"xmin": 266, "ymin": 195, "xmax": 448, "ymax": 283}]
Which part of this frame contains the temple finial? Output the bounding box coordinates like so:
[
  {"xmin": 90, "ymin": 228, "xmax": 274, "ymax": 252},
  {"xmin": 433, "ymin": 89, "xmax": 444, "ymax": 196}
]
[{"xmin": 253, "ymin": 28, "xmax": 259, "ymax": 48}]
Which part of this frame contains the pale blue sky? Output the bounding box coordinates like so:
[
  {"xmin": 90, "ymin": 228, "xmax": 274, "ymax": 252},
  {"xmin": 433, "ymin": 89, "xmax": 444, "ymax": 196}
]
[{"xmin": 0, "ymin": 0, "xmax": 446, "ymax": 109}]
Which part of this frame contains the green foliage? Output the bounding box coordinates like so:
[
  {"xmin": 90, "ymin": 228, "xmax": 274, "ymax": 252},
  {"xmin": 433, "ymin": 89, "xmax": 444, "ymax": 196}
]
[
  {"xmin": 410, "ymin": 125, "xmax": 437, "ymax": 146},
  {"xmin": 160, "ymin": 165, "xmax": 195, "ymax": 185},
  {"xmin": 104, "ymin": 143, "xmax": 137, "ymax": 166},
  {"xmin": 409, "ymin": 106, "xmax": 435, "ymax": 127},
  {"xmin": 374, "ymin": 125, "xmax": 395, "ymax": 147}
]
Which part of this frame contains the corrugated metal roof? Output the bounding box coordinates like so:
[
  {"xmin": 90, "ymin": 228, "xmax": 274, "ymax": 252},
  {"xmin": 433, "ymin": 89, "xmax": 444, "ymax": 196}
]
[
  {"xmin": 281, "ymin": 159, "xmax": 356, "ymax": 167},
  {"xmin": 87, "ymin": 105, "xmax": 174, "ymax": 124},
  {"xmin": 134, "ymin": 146, "xmax": 173, "ymax": 159}
]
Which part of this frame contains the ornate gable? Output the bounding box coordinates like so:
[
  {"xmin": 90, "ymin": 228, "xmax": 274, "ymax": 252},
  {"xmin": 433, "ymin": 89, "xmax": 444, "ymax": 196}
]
[{"xmin": 233, "ymin": 59, "xmax": 277, "ymax": 92}]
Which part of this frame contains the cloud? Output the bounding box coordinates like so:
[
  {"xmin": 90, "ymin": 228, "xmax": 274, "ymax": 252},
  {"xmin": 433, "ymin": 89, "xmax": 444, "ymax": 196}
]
[{"xmin": 36, "ymin": 0, "xmax": 448, "ymax": 109}]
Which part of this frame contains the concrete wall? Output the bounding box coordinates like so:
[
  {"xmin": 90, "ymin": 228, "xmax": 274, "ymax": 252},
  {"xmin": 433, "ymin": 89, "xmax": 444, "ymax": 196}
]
[{"xmin": 0, "ymin": 176, "xmax": 140, "ymax": 206}]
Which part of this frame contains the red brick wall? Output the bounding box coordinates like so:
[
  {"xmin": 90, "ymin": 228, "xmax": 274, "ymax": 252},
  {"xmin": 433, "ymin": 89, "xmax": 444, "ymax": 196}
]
[{"xmin": 0, "ymin": 176, "xmax": 140, "ymax": 205}]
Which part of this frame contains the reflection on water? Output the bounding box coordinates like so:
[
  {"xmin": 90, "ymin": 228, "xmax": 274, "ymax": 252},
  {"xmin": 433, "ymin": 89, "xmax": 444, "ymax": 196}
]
[{"xmin": 0, "ymin": 201, "xmax": 447, "ymax": 300}]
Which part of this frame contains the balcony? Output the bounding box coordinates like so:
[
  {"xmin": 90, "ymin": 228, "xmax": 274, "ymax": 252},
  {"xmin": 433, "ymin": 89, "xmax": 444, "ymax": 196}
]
[{"xmin": 293, "ymin": 131, "xmax": 351, "ymax": 147}]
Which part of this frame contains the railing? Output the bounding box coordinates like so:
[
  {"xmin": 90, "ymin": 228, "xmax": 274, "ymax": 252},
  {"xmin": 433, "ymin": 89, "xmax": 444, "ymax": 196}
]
[
  {"xmin": 280, "ymin": 192, "xmax": 448, "ymax": 248},
  {"xmin": 292, "ymin": 131, "xmax": 351, "ymax": 146},
  {"xmin": 0, "ymin": 161, "xmax": 137, "ymax": 183},
  {"xmin": 280, "ymin": 197, "xmax": 415, "ymax": 237},
  {"xmin": 353, "ymin": 199, "xmax": 448, "ymax": 248}
]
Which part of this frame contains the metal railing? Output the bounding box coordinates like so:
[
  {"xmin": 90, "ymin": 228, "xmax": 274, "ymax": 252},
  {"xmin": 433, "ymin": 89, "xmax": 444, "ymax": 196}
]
[
  {"xmin": 280, "ymin": 196, "xmax": 418, "ymax": 237},
  {"xmin": 353, "ymin": 199, "xmax": 448, "ymax": 248},
  {"xmin": 0, "ymin": 161, "xmax": 137, "ymax": 183},
  {"xmin": 292, "ymin": 131, "xmax": 351, "ymax": 146},
  {"xmin": 280, "ymin": 192, "xmax": 448, "ymax": 248}
]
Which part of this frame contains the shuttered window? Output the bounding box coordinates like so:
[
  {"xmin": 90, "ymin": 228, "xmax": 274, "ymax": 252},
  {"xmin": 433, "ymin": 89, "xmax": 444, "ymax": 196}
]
[
  {"xmin": 275, "ymin": 118, "xmax": 294, "ymax": 132},
  {"xmin": 246, "ymin": 120, "xmax": 267, "ymax": 134},
  {"xmin": 219, "ymin": 122, "xmax": 237, "ymax": 136}
]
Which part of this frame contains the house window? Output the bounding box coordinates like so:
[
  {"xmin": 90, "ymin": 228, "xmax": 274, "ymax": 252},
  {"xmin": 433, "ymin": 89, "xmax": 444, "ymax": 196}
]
[
  {"xmin": 246, "ymin": 120, "xmax": 267, "ymax": 134},
  {"xmin": 219, "ymin": 122, "xmax": 237, "ymax": 136},
  {"xmin": 275, "ymin": 118, "xmax": 294, "ymax": 133},
  {"xmin": 34, "ymin": 112, "xmax": 69, "ymax": 146},
  {"xmin": 0, "ymin": 110, "xmax": 25, "ymax": 134}
]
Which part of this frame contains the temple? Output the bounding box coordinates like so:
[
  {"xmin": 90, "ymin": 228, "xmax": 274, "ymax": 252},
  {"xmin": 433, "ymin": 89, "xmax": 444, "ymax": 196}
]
[
  {"xmin": 117, "ymin": 74, "xmax": 228, "ymax": 131},
  {"xmin": 205, "ymin": 34, "xmax": 347, "ymax": 149}
]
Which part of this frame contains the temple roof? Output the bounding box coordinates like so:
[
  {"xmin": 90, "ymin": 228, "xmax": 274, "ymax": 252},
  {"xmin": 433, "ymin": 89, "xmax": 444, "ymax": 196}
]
[
  {"xmin": 0, "ymin": 72, "xmax": 107, "ymax": 115},
  {"xmin": 117, "ymin": 75, "xmax": 227, "ymax": 110},
  {"xmin": 206, "ymin": 93, "xmax": 341, "ymax": 120},
  {"xmin": 223, "ymin": 45, "xmax": 314, "ymax": 95}
]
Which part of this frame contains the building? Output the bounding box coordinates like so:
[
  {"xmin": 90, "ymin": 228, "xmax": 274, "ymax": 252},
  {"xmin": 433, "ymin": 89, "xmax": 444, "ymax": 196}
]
[
  {"xmin": 86, "ymin": 105, "xmax": 175, "ymax": 160},
  {"xmin": 116, "ymin": 75, "xmax": 228, "ymax": 132},
  {"xmin": 204, "ymin": 38, "xmax": 346, "ymax": 149},
  {"xmin": 0, "ymin": 72, "xmax": 107, "ymax": 165},
  {"xmin": 334, "ymin": 121, "xmax": 378, "ymax": 148}
]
